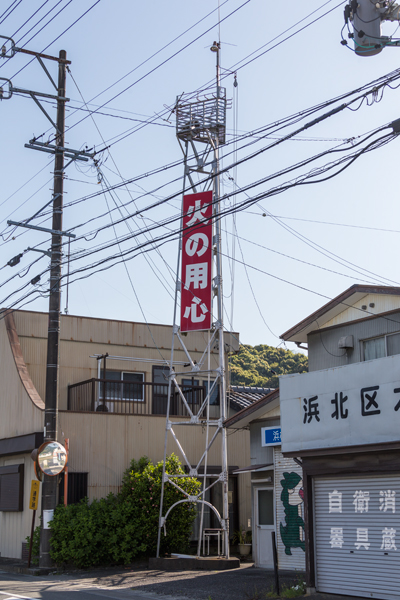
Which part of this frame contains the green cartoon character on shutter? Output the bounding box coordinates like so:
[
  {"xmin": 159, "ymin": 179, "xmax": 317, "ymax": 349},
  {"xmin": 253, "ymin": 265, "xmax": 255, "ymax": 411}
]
[{"xmin": 280, "ymin": 471, "xmax": 305, "ymax": 555}]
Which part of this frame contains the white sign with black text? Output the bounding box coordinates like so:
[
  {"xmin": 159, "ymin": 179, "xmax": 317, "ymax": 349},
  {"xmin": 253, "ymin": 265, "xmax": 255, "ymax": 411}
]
[{"xmin": 280, "ymin": 353, "xmax": 400, "ymax": 454}]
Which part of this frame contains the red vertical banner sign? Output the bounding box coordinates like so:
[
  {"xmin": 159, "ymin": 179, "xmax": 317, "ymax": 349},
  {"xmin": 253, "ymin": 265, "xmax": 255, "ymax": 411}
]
[{"xmin": 180, "ymin": 191, "xmax": 213, "ymax": 332}]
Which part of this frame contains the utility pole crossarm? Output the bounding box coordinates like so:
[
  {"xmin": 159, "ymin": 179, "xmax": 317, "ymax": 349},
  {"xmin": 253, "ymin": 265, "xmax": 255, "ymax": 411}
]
[
  {"xmin": 7, "ymin": 220, "xmax": 76, "ymax": 238},
  {"xmin": 14, "ymin": 46, "xmax": 71, "ymax": 64},
  {"xmin": 11, "ymin": 85, "xmax": 69, "ymax": 101},
  {"xmin": 25, "ymin": 141, "xmax": 94, "ymax": 162}
]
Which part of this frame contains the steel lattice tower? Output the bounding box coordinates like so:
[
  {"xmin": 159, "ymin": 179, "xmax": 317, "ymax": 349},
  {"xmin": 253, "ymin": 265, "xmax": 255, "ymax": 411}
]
[{"xmin": 156, "ymin": 42, "xmax": 231, "ymax": 559}]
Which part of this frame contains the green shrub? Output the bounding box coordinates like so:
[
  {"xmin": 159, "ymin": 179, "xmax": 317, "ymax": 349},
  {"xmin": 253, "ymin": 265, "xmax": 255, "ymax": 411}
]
[
  {"xmin": 25, "ymin": 523, "xmax": 41, "ymax": 565},
  {"xmin": 50, "ymin": 496, "xmax": 115, "ymax": 568},
  {"xmin": 49, "ymin": 453, "xmax": 200, "ymax": 568},
  {"xmin": 121, "ymin": 453, "xmax": 200, "ymax": 556}
]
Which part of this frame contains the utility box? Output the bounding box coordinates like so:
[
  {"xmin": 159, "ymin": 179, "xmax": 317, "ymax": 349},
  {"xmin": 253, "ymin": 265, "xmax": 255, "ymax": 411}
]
[{"xmin": 338, "ymin": 335, "xmax": 354, "ymax": 350}]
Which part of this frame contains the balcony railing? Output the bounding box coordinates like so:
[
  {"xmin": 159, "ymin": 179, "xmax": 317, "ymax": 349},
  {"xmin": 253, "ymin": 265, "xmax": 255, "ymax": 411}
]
[{"xmin": 67, "ymin": 378, "xmax": 206, "ymax": 416}]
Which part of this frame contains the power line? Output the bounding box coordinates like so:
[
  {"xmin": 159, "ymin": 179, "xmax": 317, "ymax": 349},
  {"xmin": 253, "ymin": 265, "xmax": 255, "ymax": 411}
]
[
  {"xmin": 100, "ymin": 172, "xmax": 175, "ymax": 301},
  {"xmin": 0, "ymin": 118, "xmax": 380, "ymax": 298},
  {"xmin": 0, "ymin": 1, "xmax": 19, "ymax": 23},
  {"xmin": 0, "ymin": 176, "xmax": 53, "ymax": 234},
  {"xmin": 2, "ymin": 56, "xmax": 398, "ymax": 233},
  {"xmin": 97, "ymin": 60, "xmax": 400, "ymax": 159},
  {"xmin": 0, "ymin": 0, "xmax": 71, "ymax": 72},
  {"xmin": 5, "ymin": 1, "xmax": 102, "ymax": 81},
  {"xmin": 59, "ymin": 0, "xmax": 231, "ymax": 123},
  {"xmin": 2, "ymin": 68, "xmax": 400, "ymax": 311},
  {"xmin": 258, "ymin": 205, "xmax": 400, "ymax": 287},
  {"xmin": 62, "ymin": 123, "xmax": 394, "ymax": 252},
  {"xmin": 2, "ymin": 107, "xmax": 394, "ymax": 288},
  {"xmin": 251, "ymin": 213, "xmax": 400, "ymax": 234},
  {"xmin": 10, "ymin": 0, "xmax": 52, "ymax": 39},
  {"xmin": 232, "ymin": 220, "xmax": 279, "ymax": 339},
  {"xmin": 0, "ymin": 0, "xmax": 23, "ymax": 26},
  {"xmin": 42, "ymin": 0, "xmax": 251, "ymax": 147},
  {"xmin": 43, "ymin": 128, "xmax": 397, "ymax": 287},
  {"xmin": 13, "ymin": 0, "xmax": 67, "ymax": 47},
  {"xmin": 102, "ymin": 190, "xmax": 169, "ymax": 363},
  {"xmin": 66, "ymin": 0, "xmax": 347, "ymax": 154},
  {"xmin": 182, "ymin": 0, "xmax": 347, "ymax": 99},
  {"xmin": 28, "ymin": 83, "xmax": 397, "ymax": 247},
  {"xmin": 9, "ymin": 0, "xmax": 233, "ymax": 149},
  {"xmin": 226, "ymin": 228, "xmax": 398, "ymax": 286},
  {"xmin": 218, "ymin": 251, "xmax": 400, "ymax": 328},
  {"xmin": 228, "ymin": 1, "xmax": 347, "ymax": 76},
  {"xmin": 67, "ymin": 66, "xmax": 178, "ymax": 300}
]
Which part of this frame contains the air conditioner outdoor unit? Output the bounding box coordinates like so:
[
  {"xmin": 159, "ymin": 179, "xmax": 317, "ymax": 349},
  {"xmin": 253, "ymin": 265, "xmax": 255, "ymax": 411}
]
[{"xmin": 338, "ymin": 335, "xmax": 354, "ymax": 349}]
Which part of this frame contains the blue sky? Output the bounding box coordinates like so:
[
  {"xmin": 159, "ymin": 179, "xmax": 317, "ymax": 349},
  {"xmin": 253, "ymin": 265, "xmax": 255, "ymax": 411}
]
[{"xmin": 1, "ymin": 0, "xmax": 400, "ymax": 351}]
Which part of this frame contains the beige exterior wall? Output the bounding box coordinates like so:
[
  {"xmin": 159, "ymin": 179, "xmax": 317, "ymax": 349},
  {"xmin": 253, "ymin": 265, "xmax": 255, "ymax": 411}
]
[
  {"xmin": 0, "ymin": 315, "xmax": 43, "ymax": 439},
  {"xmin": 59, "ymin": 410, "xmax": 251, "ymax": 528},
  {"xmin": 0, "ymin": 309, "xmax": 250, "ymax": 558},
  {"xmin": 14, "ymin": 311, "xmax": 239, "ymax": 411},
  {"xmin": 0, "ymin": 313, "xmax": 43, "ymax": 559}
]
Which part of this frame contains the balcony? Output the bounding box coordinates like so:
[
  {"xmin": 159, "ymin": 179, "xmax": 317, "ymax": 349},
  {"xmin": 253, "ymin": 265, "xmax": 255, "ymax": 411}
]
[{"xmin": 67, "ymin": 378, "xmax": 206, "ymax": 416}]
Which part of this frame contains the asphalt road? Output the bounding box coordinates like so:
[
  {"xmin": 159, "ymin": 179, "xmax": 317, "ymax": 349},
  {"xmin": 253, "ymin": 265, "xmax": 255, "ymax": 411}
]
[
  {"xmin": 0, "ymin": 564, "xmax": 365, "ymax": 600},
  {"xmin": 0, "ymin": 564, "xmax": 300, "ymax": 600},
  {"xmin": 0, "ymin": 570, "xmax": 170, "ymax": 600}
]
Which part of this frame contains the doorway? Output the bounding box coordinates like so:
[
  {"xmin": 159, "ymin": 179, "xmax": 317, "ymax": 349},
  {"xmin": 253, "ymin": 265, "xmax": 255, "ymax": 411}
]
[
  {"xmin": 152, "ymin": 366, "xmax": 170, "ymax": 414},
  {"xmin": 254, "ymin": 487, "xmax": 275, "ymax": 568}
]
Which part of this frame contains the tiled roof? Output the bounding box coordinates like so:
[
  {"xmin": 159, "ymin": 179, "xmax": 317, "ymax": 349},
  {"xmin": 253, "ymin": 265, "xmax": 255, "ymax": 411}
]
[
  {"xmin": 225, "ymin": 388, "xmax": 279, "ymax": 428},
  {"xmin": 228, "ymin": 385, "xmax": 274, "ymax": 412}
]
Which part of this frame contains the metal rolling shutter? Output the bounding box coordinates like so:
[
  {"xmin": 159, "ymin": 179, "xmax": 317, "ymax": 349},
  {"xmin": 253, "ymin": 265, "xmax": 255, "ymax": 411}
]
[
  {"xmin": 274, "ymin": 449, "xmax": 306, "ymax": 570},
  {"xmin": 0, "ymin": 464, "xmax": 24, "ymax": 512},
  {"xmin": 314, "ymin": 475, "xmax": 400, "ymax": 600}
]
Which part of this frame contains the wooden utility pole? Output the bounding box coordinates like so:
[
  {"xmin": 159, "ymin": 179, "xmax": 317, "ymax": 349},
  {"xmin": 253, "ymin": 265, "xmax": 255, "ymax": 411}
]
[{"xmin": 39, "ymin": 49, "xmax": 67, "ymax": 568}]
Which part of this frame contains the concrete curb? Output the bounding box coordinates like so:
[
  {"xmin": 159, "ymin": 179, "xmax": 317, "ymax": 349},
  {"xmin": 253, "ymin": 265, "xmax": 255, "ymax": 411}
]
[
  {"xmin": 12, "ymin": 565, "xmax": 55, "ymax": 576},
  {"xmin": 149, "ymin": 556, "xmax": 240, "ymax": 570}
]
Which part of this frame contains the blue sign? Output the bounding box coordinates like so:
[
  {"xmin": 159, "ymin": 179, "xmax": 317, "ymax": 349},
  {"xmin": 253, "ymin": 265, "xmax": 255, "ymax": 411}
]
[{"xmin": 261, "ymin": 426, "xmax": 281, "ymax": 447}]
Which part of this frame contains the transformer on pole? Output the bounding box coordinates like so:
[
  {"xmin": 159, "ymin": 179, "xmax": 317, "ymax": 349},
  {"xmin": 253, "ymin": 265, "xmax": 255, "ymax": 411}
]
[
  {"xmin": 343, "ymin": 0, "xmax": 400, "ymax": 56},
  {"xmin": 156, "ymin": 42, "xmax": 232, "ymax": 559}
]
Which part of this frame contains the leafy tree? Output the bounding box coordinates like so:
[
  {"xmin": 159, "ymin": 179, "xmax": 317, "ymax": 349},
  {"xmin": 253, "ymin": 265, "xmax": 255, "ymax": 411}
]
[
  {"xmin": 229, "ymin": 344, "xmax": 308, "ymax": 389},
  {"xmin": 49, "ymin": 454, "xmax": 200, "ymax": 568}
]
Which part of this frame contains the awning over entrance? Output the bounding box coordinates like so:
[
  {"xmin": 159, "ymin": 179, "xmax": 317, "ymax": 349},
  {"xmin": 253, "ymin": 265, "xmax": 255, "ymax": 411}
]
[{"xmin": 232, "ymin": 463, "xmax": 274, "ymax": 474}]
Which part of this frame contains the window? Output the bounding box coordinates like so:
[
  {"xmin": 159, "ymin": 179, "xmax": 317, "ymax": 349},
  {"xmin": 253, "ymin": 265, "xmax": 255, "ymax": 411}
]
[
  {"xmin": 101, "ymin": 370, "xmax": 144, "ymax": 401},
  {"xmin": 182, "ymin": 378, "xmax": 201, "ymax": 406},
  {"xmin": 258, "ymin": 489, "xmax": 274, "ymax": 525},
  {"xmin": 122, "ymin": 372, "xmax": 144, "ymax": 401},
  {"xmin": 387, "ymin": 333, "xmax": 400, "ymax": 356},
  {"xmin": 59, "ymin": 472, "xmax": 88, "ymax": 505},
  {"xmin": 0, "ymin": 464, "xmax": 24, "ymax": 512},
  {"xmin": 178, "ymin": 379, "xmax": 219, "ymax": 408},
  {"xmin": 363, "ymin": 337, "xmax": 386, "ymax": 361},
  {"xmin": 204, "ymin": 379, "xmax": 220, "ymax": 406},
  {"xmin": 363, "ymin": 333, "xmax": 400, "ymax": 361}
]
